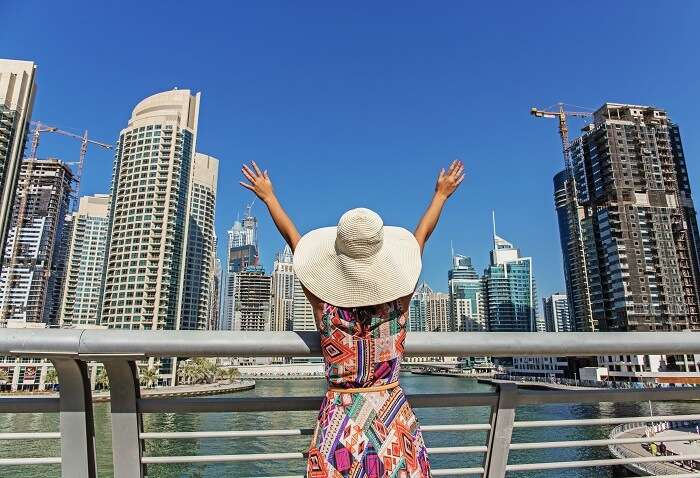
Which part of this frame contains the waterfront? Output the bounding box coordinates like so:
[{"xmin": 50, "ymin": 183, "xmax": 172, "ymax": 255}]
[{"xmin": 3, "ymin": 373, "xmax": 700, "ymax": 477}]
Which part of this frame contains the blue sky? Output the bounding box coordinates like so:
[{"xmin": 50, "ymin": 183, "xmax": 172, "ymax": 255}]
[{"xmin": 3, "ymin": 1, "xmax": 700, "ymax": 300}]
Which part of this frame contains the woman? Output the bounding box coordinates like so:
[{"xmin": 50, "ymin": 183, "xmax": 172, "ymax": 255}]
[{"xmin": 240, "ymin": 159, "xmax": 464, "ymax": 478}]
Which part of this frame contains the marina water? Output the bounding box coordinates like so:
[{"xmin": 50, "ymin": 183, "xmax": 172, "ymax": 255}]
[{"xmin": 2, "ymin": 374, "xmax": 700, "ymax": 478}]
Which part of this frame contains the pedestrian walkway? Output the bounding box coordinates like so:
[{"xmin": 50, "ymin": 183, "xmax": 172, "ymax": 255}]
[{"xmin": 614, "ymin": 424, "xmax": 700, "ymax": 475}]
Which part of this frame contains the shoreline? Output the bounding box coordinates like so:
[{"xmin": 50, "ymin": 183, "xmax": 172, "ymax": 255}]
[
  {"xmin": 410, "ymin": 370, "xmax": 496, "ymax": 379},
  {"xmin": 0, "ymin": 380, "xmax": 256, "ymax": 402}
]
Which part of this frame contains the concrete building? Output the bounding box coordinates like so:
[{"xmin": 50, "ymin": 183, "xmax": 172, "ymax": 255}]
[
  {"xmin": 101, "ymin": 89, "xmax": 200, "ymax": 334},
  {"xmin": 542, "ymin": 292, "xmax": 572, "ymax": 332},
  {"xmin": 0, "ymin": 159, "xmax": 73, "ymax": 325},
  {"xmin": 181, "ymin": 153, "xmax": 218, "ymax": 331},
  {"xmin": 292, "ymin": 277, "xmax": 315, "ymax": 331},
  {"xmin": 448, "ymin": 254, "xmax": 486, "ymax": 332},
  {"xmin": 221, "ymin": 207, "xmax": 258, "ymax": 331},
  {"xmin": 270, "ymin": 245, "xmax": 294, "ymax": 332},
  {"xmin": 0, "ymin": 60, "xmax": 36, "ymax": 264},
  {"xmin": 562, "ymin": 103, "xmax": 700, "ymax": 333},
  {"xmin": 233, "ymin": 266, "xmax": 271, "ymax": 332},
  {"xmin": 510, "ymin": 356, "xmax": 574, "ymax": 378},
  {"xmin": 483, "ymin": 227, "xmax": 538, "ymax": 332},
  {"xmin": 208, "ymin": 256, "xmax": 221, "ymax": 330},
  {"xmin": 426, "ymin": 291, "xmax": 450, "ymax": 332},
  {"xmin": 59, "ymin": 194, "xmax": 110, "ymax": 327}
]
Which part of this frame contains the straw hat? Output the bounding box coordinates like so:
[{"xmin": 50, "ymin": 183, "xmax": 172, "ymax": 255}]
[{"xmin": 293, "ymin": 208, "xmax": 422, "ymax": 307}]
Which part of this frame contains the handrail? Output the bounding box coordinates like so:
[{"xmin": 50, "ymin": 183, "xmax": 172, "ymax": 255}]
[
  {"xmin": 2, "ymin": 331, "xmax": 700, "ymax": 478},
  {"xmin": 3, "ymin": 329, "xmax": 700, "ymax": 357}
]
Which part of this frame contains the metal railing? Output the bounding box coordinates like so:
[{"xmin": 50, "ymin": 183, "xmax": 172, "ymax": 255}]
[{"xmin": 1, "ymin": 329, "xmax": 700, "ymax": 477}]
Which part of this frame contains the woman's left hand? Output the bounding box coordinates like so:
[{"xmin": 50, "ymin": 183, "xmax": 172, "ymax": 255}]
[{"xmin": 240, "ymin": 161, "xmax": 275, "ymax": 203}]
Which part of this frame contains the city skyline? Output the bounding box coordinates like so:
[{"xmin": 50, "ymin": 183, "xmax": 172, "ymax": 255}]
[{"xmin": 5, "ymin": 2, "xmax": 700, "ymax": 299}]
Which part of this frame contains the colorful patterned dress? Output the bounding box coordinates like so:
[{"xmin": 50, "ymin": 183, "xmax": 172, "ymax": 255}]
[{"xmin": 307, "ymin": 300, "xmax": 432, "ymax": 478}]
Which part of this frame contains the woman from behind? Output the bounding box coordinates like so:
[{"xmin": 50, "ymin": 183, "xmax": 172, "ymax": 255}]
[{"xmin": 240, "ymin": 159, "xmax": 464, "ymax": 478}]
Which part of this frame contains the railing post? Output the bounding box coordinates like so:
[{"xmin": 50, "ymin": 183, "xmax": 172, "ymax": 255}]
[
  {"xmin": 104, "ymin": 360, "xmax": 145, "ymax": 478},
  {"xmin": 483, "ymin": 382, "xmax": 518, "ymax": 478},
  {"xmin": 50, "ymin": 358, "xmax": 98, "ymax": 478}
]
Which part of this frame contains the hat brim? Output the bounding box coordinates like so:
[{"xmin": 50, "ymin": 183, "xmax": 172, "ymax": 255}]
[{"xmin": 292, "ymin": 226, "xmax": 422, "ymax": 308}]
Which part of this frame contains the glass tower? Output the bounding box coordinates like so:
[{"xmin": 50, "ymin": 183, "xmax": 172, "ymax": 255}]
[
  {"xmin": 448, "ymin": 254, "xmax": 485, "ymax": 332},
  {"xmin": 483, "ymin": 230, "xmax": 538, "ymax": 332}
]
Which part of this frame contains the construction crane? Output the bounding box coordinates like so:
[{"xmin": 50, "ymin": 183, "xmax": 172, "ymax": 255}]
[
  {"xmin": 29, "ymin": 121, "xmax": 114, "ymax": 209},
  {"xmin": 530, "ymin": 103, "xmax": 593, "ymax": 172},
  {"xmin": 0, "ymin": 122, "xmax": 113, "ymax": 325}
]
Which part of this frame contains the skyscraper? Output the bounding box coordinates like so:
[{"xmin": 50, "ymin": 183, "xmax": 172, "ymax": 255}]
[
  {"xmin": 59, "ymin": 194, "xmax": 110, "ymax": 327},
  {"xmin": 0, "ymin": 159, "xmax": 73, "ymax": 325},
  {"xmin": 47, "ymin": 212, "xmax": 74, "ymax": 325},
  {"xmin": 563, "ymin": 103, "xmax": 700, "ymax": 332},
  {"xmin": 233, "ymin": 266, "xmax": 271, "ymax": 332},
  {"xmin": 292, "ymin": 277, "xmax": 315, "ymax": 331},
  {"xmin": 448, "ymin": 254, "xmax": 486, "ymax": 332},
  {"xmin": 426, "ymin": 292, "xmax": 450, "ymax": 332},
  {"xmin": 101, "ymin": 89, "xmax": 200, "ymax": 332},
  {"xmin": 483, "ymin": 222, "xmax": 538, "ymax": 332},
  {"xmin": 181, "ymin": 153, "xmax": 218, "ymax": 331},
  {"xmin": 542, "ymin": 293, "xmax": 572, "ymax": 332},
  {"xmin": 270, "ymin": 245, "xmax": 295, "ymax": 332},
  {"xmin": 408, "ymin": 282, "xmax": 431, "ymax": 332},
  {"xmin": 221, "ymin": 207, "xmax": 258, "ymax": 331},
  {"xmin": 208, "ymin": 256, "xmax": 221, "ymax": 330},
  {"xmin": 0, "ymin": 60, "xmax": 36, "ymax": 264},
  {"xmin": 553, "ymin": 170, "xmax": 595, "ymax": 331}
]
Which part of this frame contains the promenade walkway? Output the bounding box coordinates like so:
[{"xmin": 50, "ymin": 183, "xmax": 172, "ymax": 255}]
[
  {"xmin": 611, "ymin": 423, "xmax": 700, "ymax": 475},
  {"xmin": 2, "ymin": 381, "xmax": 256, "ymax": 402},
  {"xmin": 478, "ymin": 377, "xmax": 604, "ymax": 391}
]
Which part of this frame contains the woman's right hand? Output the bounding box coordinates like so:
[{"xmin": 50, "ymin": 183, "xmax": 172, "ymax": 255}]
[
  {"xmin": 240, "ymin": 161, "xmax": 275, "ymax": 203},
  {"xmin": 435, "ymin": 159, "xmax": 465, "ymax": 199}
]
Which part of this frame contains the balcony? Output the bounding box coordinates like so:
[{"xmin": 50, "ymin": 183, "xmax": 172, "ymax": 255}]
[{"xmin": 1, "ymin": 330, "xmax": 700, "ymax": 478}]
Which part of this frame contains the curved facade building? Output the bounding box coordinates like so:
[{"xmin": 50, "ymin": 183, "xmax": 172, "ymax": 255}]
[{"xmin": 101, "ymin": 89, "xmax": 200, "ymax": 335}]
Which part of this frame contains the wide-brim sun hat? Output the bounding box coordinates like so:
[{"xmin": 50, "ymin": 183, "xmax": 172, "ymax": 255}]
[{"xmin": 293, "ymin": 208, "xmax": 421, "ymax": 307}]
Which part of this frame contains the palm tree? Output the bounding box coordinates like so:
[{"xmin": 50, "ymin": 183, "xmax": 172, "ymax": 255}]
[
  {"xmin": 224, "ymin": 367, "xmax": 241, "ymax": 383},
  {"xmin": 44, "ymin": 368, "xmax": 58, "ymax": 385},
  {"xmin": 177, "ymin": 360, "xmax": 197, "ymax": 385},
  {"xmin": 189, "ymin": 358, "xmax": 217, "ymax": 384},
  {"xmin": 95, "ymin": 369, "xmax": 110, "ymax": 390},
  {"xmin": 139, "ymin": 366, "xmax": 159, "ymax": 388}
]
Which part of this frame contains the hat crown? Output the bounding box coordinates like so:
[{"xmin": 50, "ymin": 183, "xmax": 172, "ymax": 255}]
[{"xmin": 336, "ymin": 208, "xmax": 384, "ymax": 259}]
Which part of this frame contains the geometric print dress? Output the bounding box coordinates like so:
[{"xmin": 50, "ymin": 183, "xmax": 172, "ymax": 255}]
[{"xmin": 307, "ymin": 300, "xmax": 432, "ymax": 477}]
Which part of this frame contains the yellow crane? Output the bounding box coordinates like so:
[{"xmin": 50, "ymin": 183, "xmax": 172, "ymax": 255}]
[
  {"xmin": 29, "ymin": 121, "xmax": 114, "ymax": 207},
  {"xmin": 0, "ymin": 122, "xmax": 113, "ymax": 325},
  {"xmin": 530, "ymin": 103, "xmax": 592, "ymax": 172}
]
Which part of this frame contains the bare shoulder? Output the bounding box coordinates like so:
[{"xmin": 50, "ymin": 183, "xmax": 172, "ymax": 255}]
[{"xmin": 300, "ymin": 284, "xmax": 325, "ymax": 323}]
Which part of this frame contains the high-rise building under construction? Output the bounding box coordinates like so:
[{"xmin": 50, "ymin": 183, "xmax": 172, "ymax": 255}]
[
  {"xmin": 0, "ymin": 159, "xmax": 73, "ymax": 325},
  {"xmin": 221, "ymin": 208, "xmax": 258, "ymax": 331},
  {"xmin": 557, "ymin": 103, "xmax": 700, "ymax": 332}
]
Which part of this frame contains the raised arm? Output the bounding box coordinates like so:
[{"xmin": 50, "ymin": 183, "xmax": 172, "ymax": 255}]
[
  {"xmin": 240, "ymin": 161, "xmax": 302, "ymax": 251},
  {"xmin": 414, "ymin": 159, "xmax": 465, "ymax": 253}
]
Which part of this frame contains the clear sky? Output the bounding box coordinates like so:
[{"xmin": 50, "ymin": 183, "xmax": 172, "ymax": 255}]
[{"xmin": 3, "ymin": 1, "xmax": 700, "ymax": 300}]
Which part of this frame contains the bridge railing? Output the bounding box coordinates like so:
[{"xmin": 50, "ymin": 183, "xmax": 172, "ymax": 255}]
[{"xmin": 1, "ymin": 329, "xmax": 700, "ymax": 477}]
